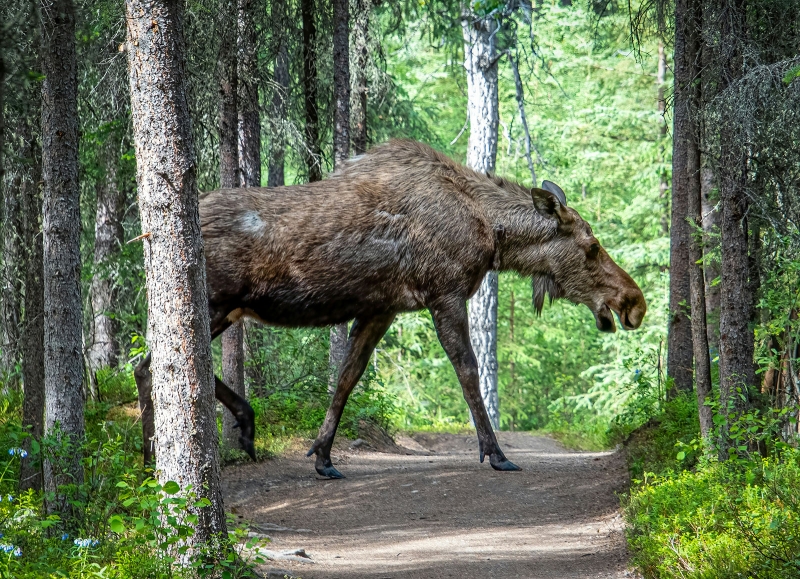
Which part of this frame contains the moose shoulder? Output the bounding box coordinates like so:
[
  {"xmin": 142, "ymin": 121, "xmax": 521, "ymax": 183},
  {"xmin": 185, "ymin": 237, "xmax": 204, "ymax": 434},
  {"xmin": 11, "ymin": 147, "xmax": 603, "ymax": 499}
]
[{"xmin": 136, "ymin": 139, "xmax": 647, "ymax": 476}]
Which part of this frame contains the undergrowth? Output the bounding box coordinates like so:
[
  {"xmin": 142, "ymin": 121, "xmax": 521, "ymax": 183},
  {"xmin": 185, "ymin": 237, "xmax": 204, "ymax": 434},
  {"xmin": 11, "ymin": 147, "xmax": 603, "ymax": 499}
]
[{"xmin": 622, "ymin": 393, "xmax": 800, "ymax": 579}]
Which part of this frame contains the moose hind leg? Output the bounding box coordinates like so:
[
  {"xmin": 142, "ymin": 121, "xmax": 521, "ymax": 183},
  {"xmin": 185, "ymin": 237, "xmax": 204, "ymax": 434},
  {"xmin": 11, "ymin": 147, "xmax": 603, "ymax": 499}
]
[
  {"xmin": 307, "ymin": 313, "xmax": 396, "ymax": 479},
  {"xmin": 215, "ymin": 376, "xmax": 256, "ymax": 460},
  {"xmin": 429, "ymin": 299, "xmax": 520, "ymax": 472}
]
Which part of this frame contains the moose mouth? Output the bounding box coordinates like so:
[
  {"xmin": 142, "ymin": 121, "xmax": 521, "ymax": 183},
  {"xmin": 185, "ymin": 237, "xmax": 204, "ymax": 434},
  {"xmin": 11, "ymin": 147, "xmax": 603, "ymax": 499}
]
[{"xmin": 594, "ymin": 303, "xmax": 639, "ymax": 333}]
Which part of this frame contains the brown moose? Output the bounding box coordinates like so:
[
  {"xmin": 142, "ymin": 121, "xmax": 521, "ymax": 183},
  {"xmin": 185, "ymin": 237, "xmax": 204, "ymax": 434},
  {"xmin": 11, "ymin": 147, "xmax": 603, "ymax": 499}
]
[{"xmin": 135, "ymin": 139, "xmax": 646, "ymax": 477}]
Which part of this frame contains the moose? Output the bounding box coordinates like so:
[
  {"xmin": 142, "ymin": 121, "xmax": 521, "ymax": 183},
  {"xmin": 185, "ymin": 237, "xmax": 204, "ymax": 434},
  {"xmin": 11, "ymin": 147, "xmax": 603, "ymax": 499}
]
[{"xmin": 135, "ymin": 139, "xmax": 646, "ymax": 477}]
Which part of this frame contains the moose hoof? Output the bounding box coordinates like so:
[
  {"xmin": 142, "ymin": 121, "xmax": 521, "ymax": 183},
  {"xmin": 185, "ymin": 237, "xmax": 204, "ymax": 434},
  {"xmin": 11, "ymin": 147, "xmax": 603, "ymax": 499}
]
[
  {"xmin": 315, "ymin": 455, "xmax": 345, "ymax": 479},
  {"xmin": 490, "ymin": 454, "xmax": 521, "ymax": 472},
  {"xmin": 240, "ymin": 436, "xmax": 256, "ymax": 461}
]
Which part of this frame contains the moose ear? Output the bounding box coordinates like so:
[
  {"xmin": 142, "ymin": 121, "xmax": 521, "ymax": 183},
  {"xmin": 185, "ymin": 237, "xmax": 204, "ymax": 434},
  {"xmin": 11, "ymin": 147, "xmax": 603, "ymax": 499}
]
[
  {"xmin": 541, "ymin": 180, "xmax": 567, "ymax": 206},
  {"xmin": 530, "ymin": 187, "xmax": 568, "ymax": 223}
]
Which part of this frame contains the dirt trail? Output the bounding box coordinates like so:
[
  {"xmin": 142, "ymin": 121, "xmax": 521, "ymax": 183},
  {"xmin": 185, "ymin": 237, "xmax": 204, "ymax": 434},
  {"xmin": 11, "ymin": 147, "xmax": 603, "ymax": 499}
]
[{"xmin": 222, "ymin": 432, "xmax": 632, "ymax": 579}]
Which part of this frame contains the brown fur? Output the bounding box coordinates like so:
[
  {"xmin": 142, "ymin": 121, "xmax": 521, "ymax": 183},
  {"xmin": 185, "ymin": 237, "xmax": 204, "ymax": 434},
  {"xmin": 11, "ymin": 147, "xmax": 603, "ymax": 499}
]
[{"xmin": 137, "ymin": 139, "xmax": 646, "ymax": 473}]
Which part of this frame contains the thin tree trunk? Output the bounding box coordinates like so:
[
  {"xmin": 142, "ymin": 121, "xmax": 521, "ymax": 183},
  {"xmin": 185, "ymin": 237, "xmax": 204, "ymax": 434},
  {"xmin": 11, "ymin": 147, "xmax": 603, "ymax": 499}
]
[
  {"xmin": 301, "ymin": 0, "xmax": 322, "ymax": 182},
  {"xmin": 686, "ymin": 2, "xmax": 712, "ymax": 440},
  {"xmin": 463, "ymin": 7, "xmax": 500, "ymax": 430},
  {"xmin": 667, "ymin": 0, "xmax": 694, "ymax": 396},
  {"xmin": 657, "ymin": 42, "xmax": 669, "ymax": 236},
  {"xmin": 87, "ymin": 137, "xmax": 125, "ymax": 381},
  {"xmin": 329, "ymin": 0, "xmax": 351, "ymax": 393},
  {"xmin": 20, "ymin": 135, "xmax": 44, "ymax": 492},
  {"xmin": 268, "ymin": 0, "xmax": 289, "ymax": 187},
  {"xmin": 507, "ymin": 51, "xmax": 536, "ymax": 185},
  {"xmin": 238, "ymin": 0, "xmax": 261, "ymax": 398},
  {"xmin": 238, "ymin": 0, "xmax": 260, "ymax": 188},
  {"xmin": 1, "ymin": 173, "xmax": 23, "ymax": 385},
  {"xmin": 218, "ymin": 0, "xmax": 245, "ymax": 453},
  {"xmin": 41, "ymin": 0, "xmax": 85, "ymax": 511},
  {"xmin": 125, "ymin": 0, "xmax": 227, "ymax": 550},
  {"xmin": 351, "ymin": 0, "xmax": 370, "ymax": 155},
  {"xmin": 701, "ymin": 167, "xmax": 720, "ymax": 353}
]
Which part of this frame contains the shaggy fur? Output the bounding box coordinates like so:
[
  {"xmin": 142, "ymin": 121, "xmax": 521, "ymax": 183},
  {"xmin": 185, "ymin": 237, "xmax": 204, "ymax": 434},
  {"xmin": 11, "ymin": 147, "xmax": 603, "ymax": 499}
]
[{"xmin": 138, "ymin": 139, "xmax": 646, "ymax": 473}]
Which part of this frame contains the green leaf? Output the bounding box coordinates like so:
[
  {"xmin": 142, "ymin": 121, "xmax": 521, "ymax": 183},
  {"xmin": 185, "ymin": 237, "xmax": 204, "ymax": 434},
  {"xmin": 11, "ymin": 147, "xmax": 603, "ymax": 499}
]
[
  {"xmin": 109, "ymin": 515, "xmax": 125, "ymax": 534},
  {"xmin": 163, "ymin": 481, "xmax": 180, "ymax": 495},
  {"xmin": 116, "ymin": 481, "xmax": 129, "ymax": 489},
  {"xmin": 676, "ymin": 451, "xmax": 686, "ymax": 461},
  {"xmin": 783, "ymin": 66, "xmax": 800, "ymax": 85}
]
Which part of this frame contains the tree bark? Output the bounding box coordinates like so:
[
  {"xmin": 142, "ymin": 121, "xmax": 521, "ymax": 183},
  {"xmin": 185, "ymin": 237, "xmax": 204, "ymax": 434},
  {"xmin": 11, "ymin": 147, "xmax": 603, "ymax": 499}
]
[
  {"xmin": 685, "ymin": 2, "xmax": 712, "ymax": 440},
  {"xmin": 41, "ymin": 0, "xmax": 85, "ymax": 510},
  {"xmin": 238, "ymin": 0, "xmax": 261, "ymax": 399},
  {"xmin": 125, "ymin": 0, "xmax": 227, "ymax": 550},
  {"xmin": 238, "ymin": 0, "xmax": 260, "ymax": 188},
  {"xmin": 218, "ymin": 0, "xmax": 245, "ymax": 452},
  {"xmin": 657, "ymin": 42, "xmax": 669, "ymax": 236},
  {"xmin": 701, "ymin": 167, "xmax": 720, "ymax": 353},
  {"xmin": 463, "ymin": 7, "xmax": 500, "ymax": 429},
  {"xmin": 301, "ymin": 0, "xmax": 322, "ymax": 182},
  {"xmin": 715, "ymin": 0, "xmax": 753, "ymax": 459},
  {"xmin": 351, "ymin": 0, "xmax": 370, "ymax": 155},
  {"xmin": 329, "ymin": 0, "xmax": 351, "ymax": 393},
  {"xmin": 87, "ymin": 137, "xmax": 125, "ymax": 381},
  {"xmin": 20, "ymin": 135, "xmax": 44, "ymax": 492},
  {"xmin": 667, "ymin": 0, "xmax": 694, "ymax": 396},
  {"xmin": 1, "ymin": 174, "xmax": 23, "ymax": 384},
  {"xmin": 268, "ymin": 0, "xmax": 289, "ymax": 187}
]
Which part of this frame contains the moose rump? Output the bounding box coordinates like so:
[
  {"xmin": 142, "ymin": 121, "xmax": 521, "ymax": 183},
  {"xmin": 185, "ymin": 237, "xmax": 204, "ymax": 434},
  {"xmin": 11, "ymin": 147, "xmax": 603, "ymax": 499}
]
[{"xmin": 136, "ymin": 139, "xmax": 647, "ymax": 477}]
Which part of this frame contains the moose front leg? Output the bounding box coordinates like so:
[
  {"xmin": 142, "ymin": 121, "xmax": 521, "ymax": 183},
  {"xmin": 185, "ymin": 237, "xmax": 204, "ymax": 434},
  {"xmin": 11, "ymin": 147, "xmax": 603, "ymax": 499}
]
[
  {"xmin": 307, "ymin": 313, "xmax": 396, "ymax": 478},
  {"xmin": 430, "ymin": 298, "xmax": 520, "ymax": 471}
]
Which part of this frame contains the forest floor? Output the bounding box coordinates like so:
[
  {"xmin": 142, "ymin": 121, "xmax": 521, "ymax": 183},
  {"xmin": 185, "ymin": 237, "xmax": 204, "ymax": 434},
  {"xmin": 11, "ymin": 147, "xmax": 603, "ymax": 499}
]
[{"xmin": 221, "ymin": 431, "xmax": 634, "ymax": 579}]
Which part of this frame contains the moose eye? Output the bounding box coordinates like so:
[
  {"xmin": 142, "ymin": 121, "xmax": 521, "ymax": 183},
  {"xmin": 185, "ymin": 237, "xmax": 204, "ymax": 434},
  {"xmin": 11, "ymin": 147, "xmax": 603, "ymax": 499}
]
[{"xmin": 588, "ymin": 243, "xmax": 600, "ymax": 259}]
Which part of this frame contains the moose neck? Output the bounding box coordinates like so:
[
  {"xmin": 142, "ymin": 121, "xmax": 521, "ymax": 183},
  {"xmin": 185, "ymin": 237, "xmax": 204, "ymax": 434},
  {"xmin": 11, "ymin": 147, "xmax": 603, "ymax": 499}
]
[{"xmin": 472, "ymin": 183, "xmax": 559, "ymax": 276}]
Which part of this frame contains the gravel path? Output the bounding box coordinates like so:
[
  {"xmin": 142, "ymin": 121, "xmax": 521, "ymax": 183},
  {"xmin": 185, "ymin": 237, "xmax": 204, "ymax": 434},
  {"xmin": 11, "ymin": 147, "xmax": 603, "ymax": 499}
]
[{"xmin": 221, "ymin": 431, "xmax": 631, "ymax": 579}]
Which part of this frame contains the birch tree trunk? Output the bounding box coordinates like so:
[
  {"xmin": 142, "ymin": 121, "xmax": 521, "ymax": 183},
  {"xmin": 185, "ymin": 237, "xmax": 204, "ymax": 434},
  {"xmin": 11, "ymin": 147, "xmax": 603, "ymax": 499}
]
[
  {"xmin": 218, "ymin": 0, "xmax": 245, "ymax": 453},
  {"xmin": 40, "ymin": 0, "xmax": 85, "ymax": 509},
  {"xmin": 463, "ymin": 7, "xmax": 500, "ymax": 429},
  {"xmin": 125, "ymin": 0, "xmax": 227, "ymax": 550},
  {"xmin": 268, "ymin": 0, "xmax": 288, "ymax": 187},
  {"xmin": 329, "ymin": 0, "xmax": 351, "ymax": 393},
  {"xmin": 20, "ymin": 132, "xmax": 44, "ymax": 492},
  {"xmin": 667, "ymin": 0, "xmax": 694, "ymax": 395},
  {"xmin": 87, "ymin": 137, "xmax": 125, "ymax": 380}
]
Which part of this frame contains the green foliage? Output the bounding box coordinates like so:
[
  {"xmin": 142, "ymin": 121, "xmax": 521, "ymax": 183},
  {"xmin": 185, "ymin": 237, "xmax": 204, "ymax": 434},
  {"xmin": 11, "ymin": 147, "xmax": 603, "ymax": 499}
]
[
  {"xmin": 0, "ymin": 401, "xmax": 265, "ymax": 579},
  {"xmin": 626, "ymin": 450, "xmax": 800, "ymax": 579}
]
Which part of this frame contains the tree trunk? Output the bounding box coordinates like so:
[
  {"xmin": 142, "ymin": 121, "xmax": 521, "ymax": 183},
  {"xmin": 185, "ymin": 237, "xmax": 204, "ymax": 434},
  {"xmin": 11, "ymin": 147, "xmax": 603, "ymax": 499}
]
[
  {"xmin": 715, "ymin": 0, "xmax": 753, "ymax": 460},
  {"xmin": 125, "ymin": 0, "xmax": 227, "ymax": 551},
  {"xmin": 1, "ymin": 173, "xmax": 23, "ymax": 385},
  {"xmin": 268, "ymin": 0, "xmax": 289, "ymax": 187},
  {"xmin": 462, "ymin": 8, "xmax": 500, "ymax": 429},
  {"xmin": 301, "ymin": 0, "xmax": 322, "ymax": 182},
  {"xmin": 685, "ymin": 2, "xmax": 712, "ymax": 441},
  {"xmin": 20, "ymin": 135, "xmax": 44, "ymax": 492},
  {"xmin": 218, "ymin": 0, "xmax": 245, "ymax": 453},
  {"xmin": 41, "ymin": 0, "xmax": 85, "ymax": 511},
  {"xmin": 701, "ymin": 167, "xmax": 720, "ymax": 353},
  {"xmin": 329, "ymin": 0, "xmax": 351, "ymax": 393},
  {"xmin": 87, "ymin": 137, "xmax": 125, "ymax": 382},
  {"xmin": 667, "ymin": 0, "xmax": 694, "ymax": 396},
  {"xmin": 657, "ymin": 42, "xmax": 669, "ymax": 236},
  {"xmin": 238, "ymin": 0, "xmax": 260, "ymax": 188},
  {"xmin": 351, "ymin": 0, "xmax": 370, "ymax": 155},
  {"xmin": 238, "ymin": 0, "xmax": 261, "ymax": 398}
]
